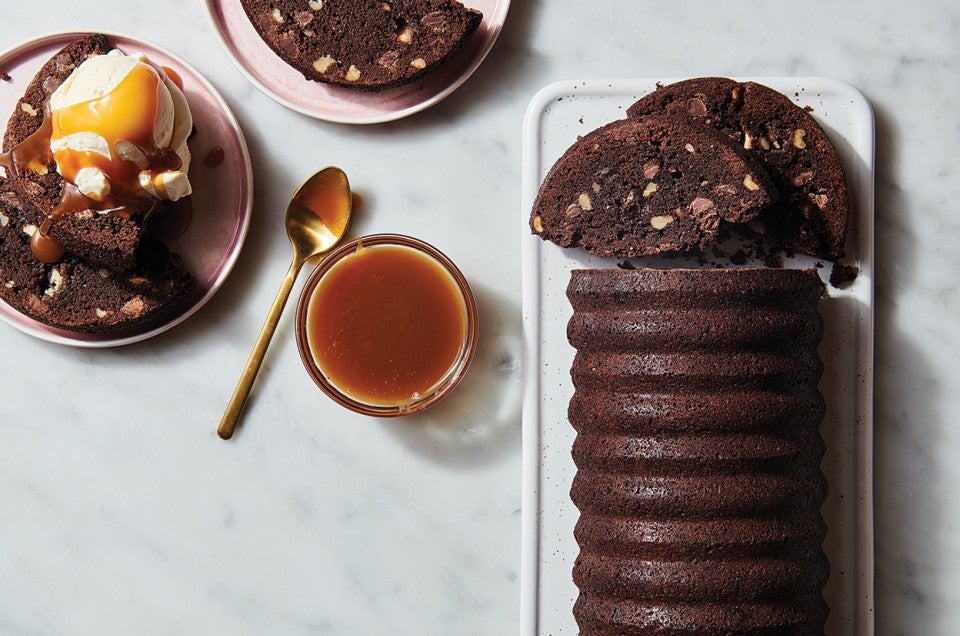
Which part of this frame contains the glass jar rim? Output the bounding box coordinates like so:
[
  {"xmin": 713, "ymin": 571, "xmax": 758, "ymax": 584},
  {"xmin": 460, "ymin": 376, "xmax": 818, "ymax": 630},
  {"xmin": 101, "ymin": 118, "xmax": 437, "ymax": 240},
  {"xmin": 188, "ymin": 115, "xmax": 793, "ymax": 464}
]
[{"xmin": 295, "ymin": 233, "xmax": 478, "ymax": 417}]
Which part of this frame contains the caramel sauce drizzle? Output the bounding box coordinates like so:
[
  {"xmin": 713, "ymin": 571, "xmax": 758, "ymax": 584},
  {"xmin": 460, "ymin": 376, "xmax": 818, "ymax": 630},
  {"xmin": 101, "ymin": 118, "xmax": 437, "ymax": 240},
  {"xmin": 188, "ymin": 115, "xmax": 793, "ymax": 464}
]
[{"xmin": 0, "ymin": 62, "xmax": 185, "ymax": 263}]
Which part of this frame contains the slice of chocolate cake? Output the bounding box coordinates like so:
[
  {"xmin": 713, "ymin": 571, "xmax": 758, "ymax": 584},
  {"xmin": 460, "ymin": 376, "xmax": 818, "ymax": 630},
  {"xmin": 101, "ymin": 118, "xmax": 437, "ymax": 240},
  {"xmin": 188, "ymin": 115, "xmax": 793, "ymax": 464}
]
[
  {"xmin": 0, "ymin": 183, "xmax": 195, "ymax": 332},
  {"xmin": 530, "ymin": 116, "xmax": 777, "ymax": 257},
  {"xmin": 627, "ymin": 78, "xmax": 850, "ymax": 260},
  {"xmin": 47, "ymin": 209, "xmax": 142, "ymax": 271},
  {"xmin": 566, "ymin": 267, "xmax": 829, "ymax": 635},
  {"xmin": 240, "ymin": 0, "xmax": 483, "ymax": 91},
  {"xmin": 0, "ymin": 33, "xmax": 144, "ymax": 270}
]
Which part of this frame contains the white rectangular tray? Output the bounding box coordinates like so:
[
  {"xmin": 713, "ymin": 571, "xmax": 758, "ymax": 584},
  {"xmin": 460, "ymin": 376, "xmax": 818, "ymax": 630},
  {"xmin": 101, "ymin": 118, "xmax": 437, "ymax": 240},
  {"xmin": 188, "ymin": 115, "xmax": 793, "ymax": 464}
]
[{"xmin": 520, "ymin": 78, "xmax": 875, "ymax": 635}]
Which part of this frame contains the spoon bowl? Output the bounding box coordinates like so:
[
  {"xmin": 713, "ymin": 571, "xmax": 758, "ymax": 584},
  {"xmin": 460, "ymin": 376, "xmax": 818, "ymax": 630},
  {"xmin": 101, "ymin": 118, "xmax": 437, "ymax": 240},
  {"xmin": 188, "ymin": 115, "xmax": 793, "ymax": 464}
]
[
  {"xmin": 217, "ymin": 167, "xmax": 352, "ymax": 440},
  {"xmin": 286, "ymin": 168, "xmax": 352, "ymax": 256}
]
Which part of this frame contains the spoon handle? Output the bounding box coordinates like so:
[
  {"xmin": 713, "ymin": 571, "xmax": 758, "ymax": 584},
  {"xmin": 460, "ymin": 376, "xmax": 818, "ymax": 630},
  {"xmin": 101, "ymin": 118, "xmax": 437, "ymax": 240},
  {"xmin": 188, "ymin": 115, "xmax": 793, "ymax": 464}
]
[{"xmin": 218, "ymin": 256, "xmax": 304, "ymax": 440}]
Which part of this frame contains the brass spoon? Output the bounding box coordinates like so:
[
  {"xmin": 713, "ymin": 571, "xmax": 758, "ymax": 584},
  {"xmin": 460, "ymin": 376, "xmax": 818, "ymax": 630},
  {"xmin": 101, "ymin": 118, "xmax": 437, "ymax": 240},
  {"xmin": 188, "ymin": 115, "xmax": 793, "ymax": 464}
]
[{"xmin": 218, "ymin": 167, "xmax": 352, "ymax": 440}]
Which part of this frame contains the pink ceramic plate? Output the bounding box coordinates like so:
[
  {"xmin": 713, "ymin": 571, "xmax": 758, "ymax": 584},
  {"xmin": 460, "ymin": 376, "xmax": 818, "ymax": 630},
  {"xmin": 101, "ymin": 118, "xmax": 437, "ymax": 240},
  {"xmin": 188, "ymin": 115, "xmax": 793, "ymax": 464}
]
[
  {"xmin": 205, "ymin": 0, "xmax": 510, "ymax": 124},
  {"xmin": 0, "ymin": 31, "xmax": 253, "ymax": 347}
]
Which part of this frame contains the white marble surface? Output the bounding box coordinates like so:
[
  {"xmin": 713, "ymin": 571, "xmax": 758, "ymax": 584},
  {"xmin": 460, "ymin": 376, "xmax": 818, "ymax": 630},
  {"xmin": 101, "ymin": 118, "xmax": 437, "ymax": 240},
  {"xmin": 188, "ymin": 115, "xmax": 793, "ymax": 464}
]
[{"xmin": 0, "ymin": 1, "xmax": 957, "ymax": 634}]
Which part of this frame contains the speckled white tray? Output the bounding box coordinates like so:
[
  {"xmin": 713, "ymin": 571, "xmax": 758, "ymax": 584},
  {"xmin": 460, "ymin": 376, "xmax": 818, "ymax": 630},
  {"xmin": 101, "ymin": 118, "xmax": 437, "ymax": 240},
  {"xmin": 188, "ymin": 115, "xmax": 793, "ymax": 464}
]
[{"xmin": 520, "ymin": 78, "xmax": 875, "ymax": 635}]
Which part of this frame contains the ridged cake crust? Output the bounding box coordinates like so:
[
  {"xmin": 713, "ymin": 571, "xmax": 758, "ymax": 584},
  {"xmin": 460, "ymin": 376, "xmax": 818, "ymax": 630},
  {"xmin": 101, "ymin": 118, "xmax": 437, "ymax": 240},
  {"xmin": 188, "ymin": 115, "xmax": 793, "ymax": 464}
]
[
  {"xmin": 1, "ymin": 34, "xmax": 110, "ymax": 204},
  {"xmin": 575, "ymin": 513, "xmax": 827, "ymax": 560},
  {"xmin": 569, "ymin": 387, "xmax": 825, "ymax": 436},
  {"xmin": 566, "ymin": 267, "xmax": 828, "ymax": 635}
]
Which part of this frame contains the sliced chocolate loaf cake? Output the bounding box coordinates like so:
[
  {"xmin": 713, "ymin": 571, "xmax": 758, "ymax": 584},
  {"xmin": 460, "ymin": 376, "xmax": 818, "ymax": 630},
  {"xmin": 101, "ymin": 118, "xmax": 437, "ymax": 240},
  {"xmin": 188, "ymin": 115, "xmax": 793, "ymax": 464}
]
[
  {"xmin": 0, "ymin": 183, "xmax": 194, "ymax": 332},
  {"xmin": 45, "ymin": 209, "xmax": 142, "ymax": 271},
  {"xmin": 627, "ymin": 78, "xmax": 849, "ymax": 260},
  {"xmin": 241, "ymin": 0, "xmax": 483, "ymax": 91},
  {"xmin": 0, "ymin": 33, "xmax": 145, "ymax": 270},
  {"xmin": 530, "ymin": 116, "xmax": 777, "ymax": 258},
  {"xmin": 0, "ymin": 36, "xmax": 197, "ymax": 333},
  {"xmin": 566, "ymin": 268, "xmax": 828, "ymax": 635}
]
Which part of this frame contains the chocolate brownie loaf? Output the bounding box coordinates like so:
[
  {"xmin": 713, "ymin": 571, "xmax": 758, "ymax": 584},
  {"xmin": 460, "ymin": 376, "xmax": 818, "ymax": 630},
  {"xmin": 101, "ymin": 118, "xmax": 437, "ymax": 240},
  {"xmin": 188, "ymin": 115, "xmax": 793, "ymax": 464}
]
[
  {"xmin": 0, "ymin": 183, "xmax": 194, "ymax": 332},
  {"xmin": 530, "ymin": 116, "xmax": 777, "ymax": 258},
  {"xmin": 241, "ymin": 0, "xmax": 482, "ymax": 91},
  {"xmin": 566, "ymin": 268, "xmax": 828, "ymax": 635},
  {"xmin": 627, "ymin": 78, "xmax": 849, "ymax": 260},
  {"xmin": 1, "ymin": 33, "xmax": 144, "ymax": 269}
]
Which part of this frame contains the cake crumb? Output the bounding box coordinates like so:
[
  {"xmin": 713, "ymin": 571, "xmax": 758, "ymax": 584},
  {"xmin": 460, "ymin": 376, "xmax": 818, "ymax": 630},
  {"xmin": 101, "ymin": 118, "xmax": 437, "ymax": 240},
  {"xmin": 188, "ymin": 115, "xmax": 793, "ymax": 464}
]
[
  {"xmin": 829, "ymin": 262, "xmax": 859, "ymax": 288},
  {"xmin": 0, "ymin": 71, "xmax": 11, "ymax": 82}
]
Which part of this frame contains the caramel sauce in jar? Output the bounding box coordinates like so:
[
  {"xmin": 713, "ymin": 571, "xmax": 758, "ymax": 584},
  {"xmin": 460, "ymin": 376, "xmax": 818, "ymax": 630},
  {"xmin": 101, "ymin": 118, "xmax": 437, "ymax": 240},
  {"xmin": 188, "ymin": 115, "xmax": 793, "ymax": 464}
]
[{"xmin": 298, "ymin": 235, "xmax": 477, "ymax": 414}]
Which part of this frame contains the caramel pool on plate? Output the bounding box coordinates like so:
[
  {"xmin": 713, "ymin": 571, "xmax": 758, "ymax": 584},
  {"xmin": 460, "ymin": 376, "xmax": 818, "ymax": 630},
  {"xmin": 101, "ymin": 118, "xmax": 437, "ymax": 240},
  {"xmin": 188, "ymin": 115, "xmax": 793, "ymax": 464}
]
[{"xmin": 301, "ymin": 235, "xmax": 475, "ymax": 412}]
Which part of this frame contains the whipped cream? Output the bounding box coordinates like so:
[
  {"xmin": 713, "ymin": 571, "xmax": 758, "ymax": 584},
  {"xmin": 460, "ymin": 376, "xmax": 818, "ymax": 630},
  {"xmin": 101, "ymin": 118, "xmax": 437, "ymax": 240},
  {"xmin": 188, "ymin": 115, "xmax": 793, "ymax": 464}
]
[{"xmin": 48, "ymin": 50, "xmax": 193, "ymax": 202}]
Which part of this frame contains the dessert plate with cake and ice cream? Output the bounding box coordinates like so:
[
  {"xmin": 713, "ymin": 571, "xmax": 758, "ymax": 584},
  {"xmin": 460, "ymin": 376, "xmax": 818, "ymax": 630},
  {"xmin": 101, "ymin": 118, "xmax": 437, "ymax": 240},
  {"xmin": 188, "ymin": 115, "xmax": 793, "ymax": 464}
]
[
  {"xmin": 205, "ymin": 0, "xmax": 510, "ymax": 123},
  {"xmin": 0, "ymin": 31, "xmax": 252, "ymax": 346}
]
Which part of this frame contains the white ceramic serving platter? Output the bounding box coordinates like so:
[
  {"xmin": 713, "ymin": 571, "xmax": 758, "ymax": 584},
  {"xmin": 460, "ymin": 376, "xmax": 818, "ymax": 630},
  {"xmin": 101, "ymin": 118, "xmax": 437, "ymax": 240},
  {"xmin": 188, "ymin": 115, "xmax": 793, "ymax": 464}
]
[{"xmin": 520, "ymin": 78, "xmax": 875, "ymax": 635}]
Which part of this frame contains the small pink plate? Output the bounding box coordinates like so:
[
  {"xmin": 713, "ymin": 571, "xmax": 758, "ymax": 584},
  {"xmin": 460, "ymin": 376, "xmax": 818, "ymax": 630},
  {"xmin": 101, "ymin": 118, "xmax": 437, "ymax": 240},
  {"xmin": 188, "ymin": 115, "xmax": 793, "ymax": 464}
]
[
  {"xmin": 204, "ymin": 0, "xmax": 510, "ymax": 124},
  {"xmin": 0, "ymin": 31, "xmax": 253, "ymax": 348}
]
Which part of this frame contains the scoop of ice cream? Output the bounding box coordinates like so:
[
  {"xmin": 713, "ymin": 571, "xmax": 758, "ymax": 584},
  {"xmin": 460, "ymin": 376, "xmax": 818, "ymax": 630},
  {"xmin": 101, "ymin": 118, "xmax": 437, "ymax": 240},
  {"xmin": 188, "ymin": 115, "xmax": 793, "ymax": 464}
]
[{"xmin": 48, "ymin": 49, "xmax": 193, "ymax": 202}]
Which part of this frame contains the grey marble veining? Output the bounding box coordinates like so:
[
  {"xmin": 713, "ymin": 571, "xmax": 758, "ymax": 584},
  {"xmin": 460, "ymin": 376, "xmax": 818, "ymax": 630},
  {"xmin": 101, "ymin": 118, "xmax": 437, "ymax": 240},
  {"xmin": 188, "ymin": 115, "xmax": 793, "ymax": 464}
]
[{"xmin": 1, "ymin": 1, "xmax": 958, "ymax": 634}]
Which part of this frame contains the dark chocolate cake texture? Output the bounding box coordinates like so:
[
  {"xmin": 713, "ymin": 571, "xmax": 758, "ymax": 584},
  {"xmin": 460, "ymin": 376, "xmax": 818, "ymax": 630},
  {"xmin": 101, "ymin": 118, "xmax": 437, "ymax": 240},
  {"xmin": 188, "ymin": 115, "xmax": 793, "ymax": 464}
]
[
  {"xmin": 0, "ymin": 34, "xmax": 147, "ymax": 270},
  {"xmin": 241, "ymin": 0, "xmax": 483, "ymax": 91},
  {"xmin": 566, "ymin": 267, "xmax": 829, "ymax": 635},
  {"xmin": 530, "ymin": 116, "xmax": 778, "ymax": 258}
]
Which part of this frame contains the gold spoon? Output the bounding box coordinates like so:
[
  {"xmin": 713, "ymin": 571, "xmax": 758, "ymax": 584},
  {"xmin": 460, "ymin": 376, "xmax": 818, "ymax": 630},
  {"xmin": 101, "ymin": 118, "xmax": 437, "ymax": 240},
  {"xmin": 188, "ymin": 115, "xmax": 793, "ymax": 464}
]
[{"xmin": 218, "ymin": 167, "xmax": 352, "ymax": 440}]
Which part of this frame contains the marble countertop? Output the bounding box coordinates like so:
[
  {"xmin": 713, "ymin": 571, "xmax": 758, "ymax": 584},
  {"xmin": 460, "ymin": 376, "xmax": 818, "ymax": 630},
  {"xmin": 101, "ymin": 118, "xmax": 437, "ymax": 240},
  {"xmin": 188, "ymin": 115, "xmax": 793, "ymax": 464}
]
[{"xmin": 0, "ymin": 1, "xmax": 956, "ymax": 634}]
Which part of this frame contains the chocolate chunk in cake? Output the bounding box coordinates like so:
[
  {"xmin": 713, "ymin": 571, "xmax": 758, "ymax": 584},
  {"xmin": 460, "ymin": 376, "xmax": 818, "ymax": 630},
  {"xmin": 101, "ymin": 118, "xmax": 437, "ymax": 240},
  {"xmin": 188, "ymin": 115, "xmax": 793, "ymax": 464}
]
[
  {"xmin": 566, "ymin": 267, "xmax": 828, "ymax": 634},
  {"xmin": 530, "ymin": 116, "xmax": 777, "ymax": 257},
  {"xmin": 628, "ymin": 78, "xmax": 850, "ymax": 260},
  {"xmin": 240, "ymin": 0, "xmax": 483, "ymax": 91}
]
